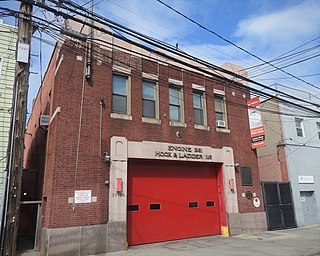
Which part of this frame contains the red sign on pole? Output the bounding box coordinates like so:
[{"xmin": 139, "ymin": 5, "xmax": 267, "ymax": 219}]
[{"xmin": 247, "ymin": 97, "xmax": 265, "ymax": 149}]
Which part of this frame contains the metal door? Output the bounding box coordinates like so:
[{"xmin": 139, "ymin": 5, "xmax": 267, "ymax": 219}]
[
  {"xmin": 300, "ymin": 191, "xmax": 319, "ymax": 225},
  {"xmin": 127, "ymin": 160, "xmax": 221, "ymax": 245},
  {"xmin": 262, "ymin": 182, "xmax": 296, "ymax": 230}
]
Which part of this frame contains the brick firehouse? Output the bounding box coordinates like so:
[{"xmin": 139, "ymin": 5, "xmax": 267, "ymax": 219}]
[{"xmin": 22, "ymin": 20, "xmax": 267, "ymax": 255}]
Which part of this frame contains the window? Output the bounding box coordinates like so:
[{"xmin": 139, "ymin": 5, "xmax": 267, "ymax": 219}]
[
  {"xmin": 149, "ymin": 203, "xmax": 161, "ymax": 210},
  {"xmin": 241, "ymin": 167, "xmax": 253, "ymax": 186},
  {"xmin": 112, "ymin": 74, "xmax": 129, "ymax": 114},
  {"xmin": 0, "ymin": 57, "xmax": 2, "ymax": 80},
  {"xmin": 316, "ymin": 122, "xmax": 320, "ymax": 139},
  {"xmin": 142, "ymin": 80, "xmax": 157, "ymax": 118},
  {"xmin": 193, "ymin": 91, "xmax": 205, "ymax": 125},
  {"xmin": 127, "ymin": 205, "xmax": 139, "ymax": 212},
  {"xmin": 188, "ymin": 202, "xmax": 198, "ymax": 208},
  {"xmin": 169, "ymin": 86, "xmax": 183, "ymax": 122},
  {"xmin": 206, "ymin": 201, "xmax": 215, "ymax": 207},
  {"xmin": 214, "ymin": 95, "xmax": 227, "ymax": 128},
  {"xmin": 295, "ymin": 118, "xmax": 304, "ymax": 137}
]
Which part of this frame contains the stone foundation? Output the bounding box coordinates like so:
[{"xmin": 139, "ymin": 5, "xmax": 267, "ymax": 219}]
[
  {"xmin": 228, "ymin": 212, "xmax": 268, "ymax": 235},
  {"xmin": 40, "ymin": 221, "xmax": 126, "ymax": 256}
]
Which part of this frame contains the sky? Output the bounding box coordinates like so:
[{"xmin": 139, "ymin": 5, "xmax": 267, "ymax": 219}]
[{"xmin": 1, "ymin": 0, "xmax": 320, "ymax": 115}]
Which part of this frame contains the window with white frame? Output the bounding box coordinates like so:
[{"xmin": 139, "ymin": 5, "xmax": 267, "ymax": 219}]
[
  {"xmin": 0, "ymin": 57, "xmax": 2, "ymax": 80},
  {"xmin": 214, "ymin": 95, "xmax": 227, "ymax": 128},
  {"xmin": 295, "ymin": 118, "xmax": 304, "ymax": 137},
  {"xmin": 193, "ymin": 90, "xmax": 205, "ymax": 125},
  {"xmin": 169, "ymin": 85, "xmax": 183, "ymax": 122},
  {"xmin": 142, "ymin": 80, "xmax": 158, "ymax": 119},
  {"xmin": 316, "ymin": 122, "xmax": 320, "ymax": 139},
  {"xmin": 112, "ymin": 74, "xmax": 129, "ymax": 114}
]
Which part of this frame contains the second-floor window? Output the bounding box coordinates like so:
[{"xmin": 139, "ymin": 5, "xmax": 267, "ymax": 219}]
[
  {"xmin": 193, "ymin": 91, "xmax": 205, "ymax": 125},
  {"xmin": 295, "ymin": 118, "xmax": 304, "ymax": 137},
  {"xmin": 169, "ymin": 86, "xmax": 183, "ymax": 122},
  {"xmin": 142, "ymin": 80, "xmax": 157, "ymax": 118},
  {"xmin": 316, "ymin": 122, "xmax": 320, "ymax": 139},
  {"xmin": 112, "ymin": 74, "xmax": 129, "ymax": 114},
  {"xmin": 214, "ymin": 95, "xmax": 227, "ymax": 128}
]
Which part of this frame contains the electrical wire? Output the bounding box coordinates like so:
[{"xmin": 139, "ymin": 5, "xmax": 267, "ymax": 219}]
[
  {"xmin": 248, "ymin": 45, "xmax": 320, "ymax": 76},
  {"xmin": 25, "ymin": 8, "xmax": 320, "ymax": 117},
  {"xmin": 244, "ymin": 37, "xmax": 320, "ymax": 71},
  {"xmin": 155, "ymin": 0, "xmax": 320, "ymax": 91},
  {"xmin": 25, "ymin": 21, "xmax": 319, "ymax": 127},
  {"xmin": 34, "ymin": 22, "xmax": 320, "ymax": 121},
  {"xmin": 18, "ymin": 0, "xmax": 320, "ymax": 114},
  {"xmin": 9, "ymin": 0, "xmax": 320, "ymax": 113},
  {"xmin": 3, "ymin": 4, "xmax": 320, "ymax": 121}
]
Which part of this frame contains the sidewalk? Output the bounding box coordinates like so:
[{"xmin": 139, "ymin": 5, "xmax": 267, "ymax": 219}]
[{"xmin": 94, "ymin": 224, "xmax": 320, "ymax": 256}]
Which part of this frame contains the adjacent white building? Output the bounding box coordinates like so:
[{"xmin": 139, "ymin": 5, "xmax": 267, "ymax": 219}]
[
  {"xmin": 280, "ymin": 103, "xmax": 320, "ymax": 226},
  {"xmin": 0, "ymin": 21, "xmax": 17, "ymax": 207},
  {"xmin": 258, "ymin": 97, "xmax": 320, "ymax": 228}
]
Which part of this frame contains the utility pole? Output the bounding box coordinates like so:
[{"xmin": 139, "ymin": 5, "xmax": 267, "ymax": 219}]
[{"xmin": 2, "ymin": 2, "xmax": 33, "ymax": 256}]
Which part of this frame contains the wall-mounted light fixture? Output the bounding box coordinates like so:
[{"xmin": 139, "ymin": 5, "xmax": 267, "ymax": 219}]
[{"xmin": 103, "ymin": 152, "xmax": 111, "ymax": 162}]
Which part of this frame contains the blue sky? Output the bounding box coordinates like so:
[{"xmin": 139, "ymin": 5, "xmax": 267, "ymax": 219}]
[{"xmin": 1, "ymin": 0, "xmax": 319, "ymax": 114}]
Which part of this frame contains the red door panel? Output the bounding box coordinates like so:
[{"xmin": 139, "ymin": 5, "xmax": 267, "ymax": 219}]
[{"xmin": 127, "ymin": 160, "xmax": 221, "ymax": 245}]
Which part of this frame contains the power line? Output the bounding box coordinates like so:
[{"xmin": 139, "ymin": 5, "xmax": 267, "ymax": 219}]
[
  {"xmin": 46, "ymin": 0, "xmax": 320, "ymax": 109},
  {"xmin": 49, "ymin": 23, "xmax": 320, "ymax": 119},
  {"xmin": 244, "ymin": 36, "xmax": 320, "ymax": 71},
  {"xmin": 155, "ymin": 0, "xmax": 320, "ymax": 91},
  {"xmin": 102, "ymin": 0, "xmax": 320, "ymax": 98},
  {"xmin": 256, "ymin": 73, "xmax": 320, "ymax": 80},
  {"xmin": 260, "ymin": 133, "xmax": 320, "ymax": 168},
  {"xmin": 104, "ymin": 0, "xmax": 254, "ymax": 67},
  {"xmin": 11, "ymin": 1, "xmax": 320, "ymax": 114},
  {"xmin": 247, "ymin": 45, "xmax": 320, "ymax": 76},
  {"xmin": 250, "ymin": 53, "xmax": 320, "ymax": 78},
  {"xmin": 25, "ymin": 17, "xmax": 320, "ymax": 122},
  {"xmin": 29, "ymin": 0, "xmax": 318, "ymax": 109},
  {"xmin": 1, "ymin": 2, "xmax": 318, "ymax": 120}
]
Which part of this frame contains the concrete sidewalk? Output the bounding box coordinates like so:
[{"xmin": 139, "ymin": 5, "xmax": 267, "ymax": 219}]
[{"xmin": 94, "ymin": 224, "xmax": 320, "ymax": 256}]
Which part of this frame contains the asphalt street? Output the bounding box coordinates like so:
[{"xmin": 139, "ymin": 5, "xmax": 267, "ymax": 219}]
[
  {"xmin": 96, "ymin": 224, "xmax": 320, "ymax": 256},
  {"xmin": 17, "ymin": 224, "xmax": 320, "ymax": 256}
]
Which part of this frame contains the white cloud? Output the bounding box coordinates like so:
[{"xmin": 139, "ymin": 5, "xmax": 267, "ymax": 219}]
[
  {"xmin": 236, "ymin": 0, "xmax": 320, "ymax": 45},
  {"xmin": 98, "ymin": 0, "xmax": 193, "ymax": 43}
]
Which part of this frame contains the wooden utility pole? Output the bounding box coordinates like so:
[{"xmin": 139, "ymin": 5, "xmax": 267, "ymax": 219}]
[{"xmin": 2, "ymin": 2, "xmax": 33, "ymax": 256}]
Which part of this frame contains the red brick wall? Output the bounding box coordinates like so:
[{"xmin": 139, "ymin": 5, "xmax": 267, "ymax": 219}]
[{"xmin": 24, "ymin": 40, "xmax": 264, "ymax": 229}]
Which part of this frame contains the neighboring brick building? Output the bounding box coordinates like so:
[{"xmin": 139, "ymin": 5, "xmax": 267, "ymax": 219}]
[{"xmin": 23, "ymin": 20, "xmax": 267, "ymax": 255}]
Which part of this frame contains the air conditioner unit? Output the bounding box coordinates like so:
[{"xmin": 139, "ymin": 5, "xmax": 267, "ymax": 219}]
[
  {"xmin": 216, "ymin": 120, "xmax": 226, "ymax": 128},
  {"xmin": 40, "ymin": 115, "xmax": 50, "ymax": 127}
]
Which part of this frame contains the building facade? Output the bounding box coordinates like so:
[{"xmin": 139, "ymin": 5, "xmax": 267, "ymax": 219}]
[
  {"xmin": 258, "ymin": 99, "xmax": 320, "ymax": 229},
  {"xmin": 0, "ymin": 21, "xmax": 17, "ymax": 209},
  {"xmin": 23, "ymin": 21, "xmax": 267, "ymax": 255}
]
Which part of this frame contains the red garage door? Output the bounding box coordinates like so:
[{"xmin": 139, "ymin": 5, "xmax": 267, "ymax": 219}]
[{"xmin": 127, "ymin": 160, "xmax": 221, "ymax": 245}]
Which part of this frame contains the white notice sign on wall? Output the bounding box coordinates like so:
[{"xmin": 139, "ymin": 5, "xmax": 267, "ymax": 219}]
[
  {"xmin": 17, "ymin": 43, "xmax": 30, "ymax": 63},
  {"xmin": 74, "ymin": 190, "xmax": 92, "ymax": 204}
]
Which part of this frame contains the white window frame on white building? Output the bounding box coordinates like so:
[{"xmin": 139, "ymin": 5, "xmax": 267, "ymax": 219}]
[
  {"xmin": 0, "ymin": 57, "xmax": 3, "ymax": 79},
  {"xmin": 295, "ymin": 117, "xmax": 305, "ymax": 137},
  {"xmin": 214, "ymin": 89, "xmax": 228, "ymax": 131},
  {"xmin": 111, "ymin": 66, "xmax": 132, "ymax": 120},
  {"xmin": 169, "ymin": 79, "xmax": 185, "ymax": 127},
  {"xmin": 142, "ymin": 73, "xmax": 160, "ymax": 124},
  {"xmin": 316, "ymin": 121, "xmax": 320, "ymax": 139}
]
